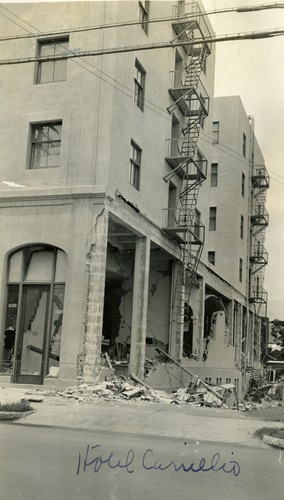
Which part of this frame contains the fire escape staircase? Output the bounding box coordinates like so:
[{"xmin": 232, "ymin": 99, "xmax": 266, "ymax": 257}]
[
  {"xmin": 161, "ymin": 3, "xmax": 211, "ymax": 358},
  {"xmin": 249, "ymin": 165, "xmax": 270, "ymax": 304}
]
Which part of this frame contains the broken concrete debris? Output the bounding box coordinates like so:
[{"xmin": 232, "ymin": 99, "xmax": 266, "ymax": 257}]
[
  {"xmin": 13, "ymin": 375, "xmax": 238, "ymax": 407},
  {"xmin": 1, "ymin": 375, "xmax": 282, "ymax": 412}
]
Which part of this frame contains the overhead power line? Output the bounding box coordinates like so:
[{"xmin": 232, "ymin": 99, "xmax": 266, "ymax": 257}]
[
  {"xmin": 1, "ymin": 27, "xmax": 284, "ymax": 66},
  {"xmin": 0, "ymin": 4, "xmax": 170, "ymax": 120},
  {"xmin": 0, "ymin": 2, "xmax": 284, "ymax": 42}
]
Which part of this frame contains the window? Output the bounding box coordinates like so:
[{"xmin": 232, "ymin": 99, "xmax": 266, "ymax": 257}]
[
  {"xmin": 240, "ymin": 215, "xmax": 244, "ymax": 239},
  {"xmin": 30, "ymin": 121, "xmax": 62, "ymax": 168},
  {"xmin": 208, "ymin": 251, "xmax": 215, "ymax": 265},
  {"xmin": 194, "ymin": 209, "xmax": 201, "ymax": 239},
  {"xmin": 134, "ymin": 59, "xmax": 146, "ymax": 111},
  {"xmin": 212, "ymin": 121, "xmax": 219, "ymax": 144},
  {"xmin": 209, "ymin": 207, "xmax": 217, "ymax": 231},
  {"xmin": 239, "ymin": 258, "xmax": 243, "ymax": 282},
  {"xmin": 1, "ymin": 245, "xmax": 66, "ymax": 383},
  {"xmin": 37, "ymin": 38, "xmax": 69, "ymax": 84},
  {"xmin": 130, "ymin": 141, "xmax": 141, "ymax": 190},
  {"xmin": 210, "ymin": 163, "xmax": 218, "ymax": 187},
  {"xmin": 139, "ymin": 1, "xmax": 149, "ymax": 34},
  {"xmin": 241, "ymin": 173, "xmax": 245, "ymax": 197},
  {"xmin": 200, "ymin": 94, "xmax": 206, "ymax": 129},
  {"xmin": 243, "ymin": 133, "xmax": 246, "ymax": 158}
]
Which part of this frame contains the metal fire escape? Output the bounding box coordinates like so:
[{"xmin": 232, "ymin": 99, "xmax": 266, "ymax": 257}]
[
  {"xmin": 249, "ymin": 164, "xmax": 270, "ymax": 305},
  {"xmin": 162, "ymin": 2, "xmax": 211, "ymax": 358}
]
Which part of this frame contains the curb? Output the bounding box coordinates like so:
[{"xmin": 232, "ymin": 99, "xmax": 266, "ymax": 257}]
[{"xmin": 263, "ymin": 434, "xmax": 284, "ymax": 449}]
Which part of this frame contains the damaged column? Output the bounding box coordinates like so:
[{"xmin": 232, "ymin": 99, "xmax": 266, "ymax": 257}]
[
  {"xmin": 83, "ymin": 208, "xmax": 108, "ymax": 382},
  {"xmin": 129, "ymin": 236, "xmax": 150, "ymax": 379}
]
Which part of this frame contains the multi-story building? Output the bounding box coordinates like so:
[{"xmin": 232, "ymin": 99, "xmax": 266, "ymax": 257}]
[
  {"xmin": 0, "ymin": 1, "xmax": 268, "ymax": 399},
  {"xmin": 185, "ymin": 96, "xmax": 270, "ymax": 397}
]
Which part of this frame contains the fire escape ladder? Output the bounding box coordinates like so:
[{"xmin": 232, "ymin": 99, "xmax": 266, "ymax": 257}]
[
  {"xmin": 249, "ymin": 164, "xmax": 269, "ymax": 305},
  {"xmin": 162, "ymin": 4, "xmax": 211, "ymax": 358}
]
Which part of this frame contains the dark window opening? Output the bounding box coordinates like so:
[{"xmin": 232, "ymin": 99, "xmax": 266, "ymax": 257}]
[{"xmin": 209, "ymin": 207, "xmax": 217, "ymax": 231}]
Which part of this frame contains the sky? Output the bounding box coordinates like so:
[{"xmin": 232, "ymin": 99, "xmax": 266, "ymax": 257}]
[
  {"xmin": 201, "ymin": 0, "xmax": 284, "ymax": 319},
  {"xmin": 1, "ymin": 0, "xmax": 283, "ymax": 318}
]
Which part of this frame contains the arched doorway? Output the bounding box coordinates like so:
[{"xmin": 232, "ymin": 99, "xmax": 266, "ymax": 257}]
[{"xmin": 1, "ymin": 245, "xmax": 66, "ymax": 384}]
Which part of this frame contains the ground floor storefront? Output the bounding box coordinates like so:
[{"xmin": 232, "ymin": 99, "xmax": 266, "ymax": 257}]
[{"xmin": 0, "ymin": 190, "xmax": 267, "ymax": 399}]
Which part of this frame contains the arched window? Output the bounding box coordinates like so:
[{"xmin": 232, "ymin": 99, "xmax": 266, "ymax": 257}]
[{"xmin": 1, "ymin": 245, "xmax": 66, "ymax": 384}]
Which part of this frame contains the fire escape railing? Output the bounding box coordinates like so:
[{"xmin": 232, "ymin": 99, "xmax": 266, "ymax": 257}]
[
  {"xmin": 249, "ymin": 285, "xmax": 268, "ymax": 304},
  {"xmin": 161, "ymin": 2, "xmax": 211, "ymax": 358},
  {"xmin": 249, "ymin": 164, "xmax": 270, "ymax": 304}
]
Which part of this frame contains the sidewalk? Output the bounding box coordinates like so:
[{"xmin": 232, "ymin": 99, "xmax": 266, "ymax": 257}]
[{"xmin": 2, "ymin": 385, "xmax": 283, "ymax": 447}]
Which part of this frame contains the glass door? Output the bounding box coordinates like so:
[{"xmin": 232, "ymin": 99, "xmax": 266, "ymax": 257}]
[{"xmin": 14, "ymin": 285, "xmax": 50, "ymax": 384}]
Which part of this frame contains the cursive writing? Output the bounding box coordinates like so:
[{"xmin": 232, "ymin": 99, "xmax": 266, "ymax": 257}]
[
  {"xmin": 76, "ymin": 443, "xmax": 240, "ymax": 477},
  {"xmin": 77, "ymin": 444, "xmax": 135, "ymax": 475},
  {"xmin": 142, "ymin": 449, "xmax": 240, "ymax": 476}
]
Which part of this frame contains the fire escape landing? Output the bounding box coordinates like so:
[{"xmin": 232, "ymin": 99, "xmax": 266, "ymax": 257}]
[
  {"xmin": 161, "ymin": 2, "xmax": 212, "ymax": 358},
  {"xmin": 249, "ymin": 164, "xmax": 270, "ymax": 304}
]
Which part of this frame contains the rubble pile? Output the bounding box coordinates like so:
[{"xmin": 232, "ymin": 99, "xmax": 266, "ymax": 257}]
[
  {"xmin": 22, "ymin": 375, "xmax": 236, "ymax": 408},
  {"xmin": 243, "ymin": 395, "xmax": 282, "ymax": 412},
  {"xmin": 20, "ymin": 377, "xmax": 284, "ymax": 414},
  {"xmin": 53, "ymin": 380, "xmax": 174, "ymax": 404}
]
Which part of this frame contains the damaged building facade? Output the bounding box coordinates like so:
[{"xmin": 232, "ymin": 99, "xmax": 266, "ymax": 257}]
[{"xmin": 0, "ymin": 1, "xmax": 269, "ymax": 399}]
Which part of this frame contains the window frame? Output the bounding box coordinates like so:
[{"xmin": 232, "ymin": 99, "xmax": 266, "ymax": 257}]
[
  {"xmin": 194, "ymin": 209, "xmax": 201, "ymax": 239},
  {"xmin": 30, "ymin": 121, "xmax": 62, "ymax": 169},
  {"xmin": 209, "ymin": 206, "xmax": 217, "ymax": 231},
  {"xmin": 212, "ymin": 121, "xmax": 219, "ymax": 144},
  {"xmin": 239, "ymin": 258, "xmax": 243, "ymax": 282},
  {"xmin": 240, "ymin": 214, "xmax": 244, "ymax": 239},
  {"xmin": 129, "ymin": 140, "xmax": 141, "ymax": 190},
  {"xmin": 134, "ymin": 59, "xmax": 146, "ymax": 111},
  {"xmin": 243, "ymin": 133, "xmax": 247, "ymax": 158},
  {"xmin": 139, "ymin": 1, "xmax": 149, "ymax": 34},
  {"xmin": 37, "ymin": 37, "xmax": 69, "ymax": 84},
  {"xmin": 208, "ymin": 251, "xmax": 215, "ymax": 265},
  {"xmin": 210, "ymin": 163, "xmax": 218, "ymax": 187},
  {"xmin": 241, "ymin": 172, "xmax": 245, "ymax": 197}
]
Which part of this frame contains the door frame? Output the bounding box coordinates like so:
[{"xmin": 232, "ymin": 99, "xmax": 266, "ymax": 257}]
[{"xmin": 13, "ymin": 284, "xmax": 51, "ymax": 385}]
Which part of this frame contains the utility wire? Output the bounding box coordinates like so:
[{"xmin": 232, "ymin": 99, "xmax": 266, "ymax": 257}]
[
  {"xmin": 2, "ymin": 4, "xmax": 283, "ymax": 186},
  {"xmin": 2, "ymin": 26, "xmax": 284, "ymax": 66},
  {"xmin": 1, "ymin": 2, "xmax": 284, "ymax": 42},
  {"xmin": 199, "ymin": 130, "xmax": 284, "ymax": 185},
  {"xmin": 0, "ymin": 7, "xmax": 170, "ymax": 120}
]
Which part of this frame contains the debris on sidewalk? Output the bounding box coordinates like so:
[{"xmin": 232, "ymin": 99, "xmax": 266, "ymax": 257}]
[{"xmin": 2, "ymin": 352, "xmax": 280, "ymax": 413}]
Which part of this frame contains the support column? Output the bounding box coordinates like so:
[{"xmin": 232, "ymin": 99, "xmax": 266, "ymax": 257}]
[
  {"xmin": 129, "ymin": 237, "xmax": 150, "ymax": 378},
  {"xmin": 195, "ymin": 277, "xmax": 205, "ymax": 360},
  {"xmin": 83, "ymin": 209, "xmax": 108, "ymax": 382},
  {"xmin": 234, "ymin": 302, "xmax": 242, "ymax": 369}
]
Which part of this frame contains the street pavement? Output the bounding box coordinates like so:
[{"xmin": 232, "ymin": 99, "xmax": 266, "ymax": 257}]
[
  {"xmin": 1, "ymin": 423, "xmax": 283, "ymax": 500},
  {"xmin": 1, "ymin": 385, "xmax": 284, "ymax": 447}
]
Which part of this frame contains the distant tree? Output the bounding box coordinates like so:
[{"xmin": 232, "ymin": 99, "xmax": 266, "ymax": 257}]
[{"xmin": 271, "ymin": 319, "xmax": 284, "ymax": 349}]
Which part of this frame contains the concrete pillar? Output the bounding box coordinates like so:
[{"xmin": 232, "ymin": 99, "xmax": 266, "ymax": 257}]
[
  {"xmin": 168, "ymin": 261, "xmax": 180, "ymax": 359},
  {"xmin": 234, "ymin": 302, "xmax": 242, "ymax": 369},
  {"xmin": 129, "ymin": 237, "xmax": 150, "ymax": 378},
  {"xmin": 195, "ymin": 277, "xmax": 205, "ymax": 360},
  {"xmin": 225, "ymin": 300, "xmax": 234, "ymax": 346},
  {"xmin": 83, "ymin": 209, "xmax": 108, "ymax": 382}
]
